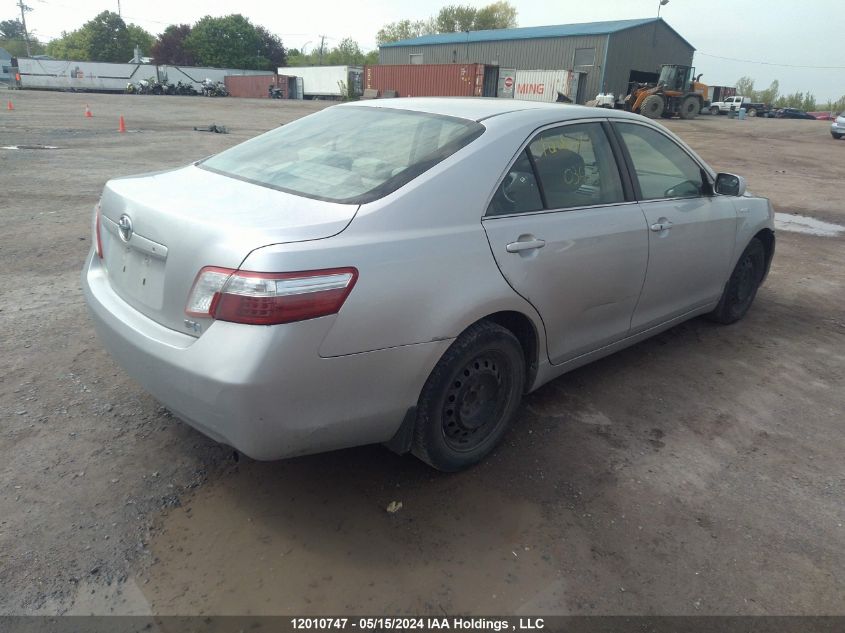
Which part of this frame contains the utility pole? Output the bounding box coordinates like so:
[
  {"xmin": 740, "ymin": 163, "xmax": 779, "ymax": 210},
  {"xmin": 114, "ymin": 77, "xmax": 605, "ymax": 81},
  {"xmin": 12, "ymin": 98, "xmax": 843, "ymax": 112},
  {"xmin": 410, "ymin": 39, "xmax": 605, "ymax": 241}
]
[
  {"xmin": 117, "ymin": 0, "xmax": 122, "ymax": 17},
  {"xmin": 16, "ymin": 0, "xmax": 32, "ymax": 57},
  {"xmin": 318, "ymin": 35, "xmax": 325, "ymax": 65}
]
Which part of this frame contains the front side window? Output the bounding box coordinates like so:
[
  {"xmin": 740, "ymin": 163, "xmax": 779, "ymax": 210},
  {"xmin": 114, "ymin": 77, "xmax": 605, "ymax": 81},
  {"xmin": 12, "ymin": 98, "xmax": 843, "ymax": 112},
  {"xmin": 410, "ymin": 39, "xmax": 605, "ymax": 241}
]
[
  {"xmin": 201, "ymin": 106, "xmax": 484, "ymax": 204},
  {"xmin": 616, "ymin": 122, "xmax": 704, "ymax": 200},
  {"xmin": 527, "ymin": 123, "xmax": 625, "ymax": 210}
]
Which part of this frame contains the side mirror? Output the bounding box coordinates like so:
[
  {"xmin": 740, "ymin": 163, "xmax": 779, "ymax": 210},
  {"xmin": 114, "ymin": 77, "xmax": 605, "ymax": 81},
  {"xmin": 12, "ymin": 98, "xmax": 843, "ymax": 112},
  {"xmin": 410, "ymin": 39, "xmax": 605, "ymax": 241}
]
[{"xmin": 714, "ymin": 173, "xmax": 746, "ymax": 197}]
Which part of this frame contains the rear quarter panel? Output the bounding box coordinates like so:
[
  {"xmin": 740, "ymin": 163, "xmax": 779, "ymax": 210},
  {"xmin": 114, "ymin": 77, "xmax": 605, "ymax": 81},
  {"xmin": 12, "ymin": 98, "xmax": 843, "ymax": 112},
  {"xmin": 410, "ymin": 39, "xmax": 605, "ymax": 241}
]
[{"xmin": 240, "ymin": 111, "xmax": 556, "ymax": 359}]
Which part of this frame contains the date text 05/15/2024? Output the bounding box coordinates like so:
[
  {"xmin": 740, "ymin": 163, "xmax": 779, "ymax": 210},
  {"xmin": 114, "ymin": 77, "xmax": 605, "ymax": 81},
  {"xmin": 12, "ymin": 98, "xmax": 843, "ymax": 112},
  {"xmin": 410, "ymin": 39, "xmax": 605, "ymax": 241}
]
[{"xmin": 290, "ymin": 617, "xmax": 545, "ymax": 631}]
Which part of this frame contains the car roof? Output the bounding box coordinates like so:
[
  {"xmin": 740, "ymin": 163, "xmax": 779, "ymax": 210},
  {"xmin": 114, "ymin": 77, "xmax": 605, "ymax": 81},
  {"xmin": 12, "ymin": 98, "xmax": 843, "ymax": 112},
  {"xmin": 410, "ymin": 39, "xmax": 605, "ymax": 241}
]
[{"xmin": 342, "ymin": 97, "xmax": 644, "ymax": 124}]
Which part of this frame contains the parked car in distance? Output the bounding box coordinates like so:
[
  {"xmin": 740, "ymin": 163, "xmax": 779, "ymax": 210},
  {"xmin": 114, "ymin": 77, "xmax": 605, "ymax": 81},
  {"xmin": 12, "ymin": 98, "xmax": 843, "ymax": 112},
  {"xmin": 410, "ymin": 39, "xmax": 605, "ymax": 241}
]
[
  {"xmin": 710, "ymin": 95, "xmax": 771, "ymax": 117},
  {"xmin": 809, "ymin": 111, "xmax": 835, "ymax": 121},
  {"xmin": 831, "ymin": 113, "xmax": 845, "ymax": 139},
  {"xmin": 775, "ymin": 108, "xmax": 817, "ymax": 120},
  {"xmin": 83, "ymin": 99, "xmax": 775, "ymax": 471}
]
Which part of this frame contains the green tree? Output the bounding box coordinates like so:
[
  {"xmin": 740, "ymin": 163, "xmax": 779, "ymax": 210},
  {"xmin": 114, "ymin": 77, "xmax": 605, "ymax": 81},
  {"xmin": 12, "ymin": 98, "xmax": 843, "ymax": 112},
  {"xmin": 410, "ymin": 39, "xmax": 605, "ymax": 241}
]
[
  {"xmin": 735, "ymin": 75, "xmax": 755, "ymax": 97},
  {"xmin": 46, "ymin": 29, "xmax": 89, "ymax": 60},
  {"xmin": 755, "ymin": 79, "xmax": 779, "ymax": 105},
  {"xmin": 256, "ymin": 25, "xmax": 287, "ymax": 68},
  {"xmin": 326, "ymin": 38, "xmax": 365, "ymax": 65},
  {"xmin": 474, "ymin": 1, "xmax": 518, "ymax": 29},
  {"xmin": 376, "ymin": 19, "xmax": 435, "ymax": 45},
  {"xmin": 45, "ymin": 11, "xmax": 153, "ymax": 62},
  {"xmin": 185, "ymin": 14, "xmax": 280, "ymax": 69},
  {"xmin": 436, "ymin": 5, "xmax": 478, "ymax": 32},
  {"xmin": 151, "ymin": 24, "xmax": 194, "ymax": 65},
  {"xmin": 126, "ymin": 24, "xmax": 154, "ymax": 58},
  {"xmin": 0, "ymin": 18, "xmax": 45, "ymax": 56},
  {"xmin": 824, "ymin": 95, "xmax": 845, "ymax": 113}
]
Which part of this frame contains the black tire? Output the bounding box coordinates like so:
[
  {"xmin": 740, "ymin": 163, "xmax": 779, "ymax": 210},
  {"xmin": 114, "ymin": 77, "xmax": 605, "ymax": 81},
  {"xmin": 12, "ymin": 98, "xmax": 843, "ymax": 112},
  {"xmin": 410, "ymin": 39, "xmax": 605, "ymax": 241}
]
[
  {"xmin": 747, "ymin": 107, "xmax": 757, "ymax": 117},
  {"xmin": 833, "ymin": 132, "xmax": 843, "ymax": 140},
  {"xmin": 640, "ymin": 94, "xmax": 664, "ymax": 119},
  {"xmin": 708, "ymin": 238, "xmax": 766, "ymax": 324},
  {"xmin": 412, "ymin": 321, "xmax": 526, "ymax": 471},
  {"xmin": 679, "ymin": 95, "xmax": 700, "ymax": 119}
]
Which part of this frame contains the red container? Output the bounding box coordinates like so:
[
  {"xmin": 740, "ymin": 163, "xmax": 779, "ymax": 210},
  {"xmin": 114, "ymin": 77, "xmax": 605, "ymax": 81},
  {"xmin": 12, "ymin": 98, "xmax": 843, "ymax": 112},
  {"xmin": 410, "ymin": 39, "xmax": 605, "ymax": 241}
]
[
  {"xmin": 364, "ymin": 64, "xmax": 484, "ymax": 98},
  {"xmin": 224, "ymin": 74, "xmax": 290, "ymax": 99}
]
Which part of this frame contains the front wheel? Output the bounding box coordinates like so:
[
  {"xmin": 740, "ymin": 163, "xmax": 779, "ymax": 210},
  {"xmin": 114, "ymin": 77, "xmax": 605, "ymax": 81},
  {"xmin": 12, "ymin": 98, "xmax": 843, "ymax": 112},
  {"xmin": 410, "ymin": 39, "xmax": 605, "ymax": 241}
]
[
  {"xmin": 412, "ymin": 321, "xmax": 526, "ymax": 471},
  {"xmin": 833, "ymin": 132, "xmax": 843, "ymax": 140},
  {"xmin": 679, "ymin": 95, "xmax": 700, "ymax": 119},
  {"xmin": 708, "ymin": 238, "xmax": 766, "ymax": 324},
  {"xmin": 640, "ymin": 94, "xmax": 665, "ymax": 119}
]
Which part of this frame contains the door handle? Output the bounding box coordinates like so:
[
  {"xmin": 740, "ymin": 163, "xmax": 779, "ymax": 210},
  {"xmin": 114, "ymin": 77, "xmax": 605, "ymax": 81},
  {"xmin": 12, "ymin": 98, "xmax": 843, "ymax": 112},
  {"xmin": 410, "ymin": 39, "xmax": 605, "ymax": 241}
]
[
  {"xmin": 650, "ymin": 220, "xmax": 673, "ymax": 232},
  {"xmin": 506, "ymin": 238, "xmax": 546, "ymax": 253}
]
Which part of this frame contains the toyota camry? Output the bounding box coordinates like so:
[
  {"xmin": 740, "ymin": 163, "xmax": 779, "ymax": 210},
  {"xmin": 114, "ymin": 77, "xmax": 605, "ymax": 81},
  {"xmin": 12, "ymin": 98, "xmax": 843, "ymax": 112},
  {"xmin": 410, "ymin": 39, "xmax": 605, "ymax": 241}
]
[{"xmin": 83, "ymin": 99, "xmax": 775, "ymax": 471}]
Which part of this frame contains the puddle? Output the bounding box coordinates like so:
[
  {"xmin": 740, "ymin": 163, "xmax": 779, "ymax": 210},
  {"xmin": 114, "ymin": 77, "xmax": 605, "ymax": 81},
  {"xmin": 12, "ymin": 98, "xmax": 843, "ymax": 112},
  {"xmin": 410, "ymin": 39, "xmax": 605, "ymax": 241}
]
[
  {"xmin": 774, "ymin": 213, "xmax": 845, "ymax": 237},
  {"xmin": 1, "ymin": 145, "xmax": 61, "ymax": 150}
]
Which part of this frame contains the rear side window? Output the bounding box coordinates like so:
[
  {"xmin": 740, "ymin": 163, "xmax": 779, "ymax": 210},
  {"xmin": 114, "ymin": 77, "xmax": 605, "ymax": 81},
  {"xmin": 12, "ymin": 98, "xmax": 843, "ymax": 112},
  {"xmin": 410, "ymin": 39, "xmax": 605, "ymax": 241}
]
[
  {"xmin": 487, "ymin": 150, "xmax": 543, "ymax": 216},
  {"xmin": 200, "ymin": 106, "xmax": 484, "ymax": 204},
  {"xmin": 616, "ymin": 123, "xmax": 704, "ymax": 200}
]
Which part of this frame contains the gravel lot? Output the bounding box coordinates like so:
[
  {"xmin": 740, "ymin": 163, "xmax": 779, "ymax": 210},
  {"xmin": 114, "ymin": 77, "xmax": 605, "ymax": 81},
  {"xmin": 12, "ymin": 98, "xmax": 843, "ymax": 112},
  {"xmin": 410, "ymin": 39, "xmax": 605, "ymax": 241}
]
[{"xmin": 1, "ymin": 90, "xmax": 843, "ymax": 616}]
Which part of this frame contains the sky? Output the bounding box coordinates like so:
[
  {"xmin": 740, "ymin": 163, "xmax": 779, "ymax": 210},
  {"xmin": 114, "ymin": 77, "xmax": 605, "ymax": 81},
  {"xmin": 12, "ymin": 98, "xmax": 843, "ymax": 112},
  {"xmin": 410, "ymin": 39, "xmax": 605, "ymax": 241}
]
[{"xmin": 13, "ymin": 0, "xmax": 845, "ymax": 102}]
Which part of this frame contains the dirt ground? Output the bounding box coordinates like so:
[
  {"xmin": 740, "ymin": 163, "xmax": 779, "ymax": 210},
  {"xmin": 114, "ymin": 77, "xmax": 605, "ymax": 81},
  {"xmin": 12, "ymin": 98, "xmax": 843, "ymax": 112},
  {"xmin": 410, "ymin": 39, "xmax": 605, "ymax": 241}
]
[{"xmin": 1, "ymin": 90, "xmax": 843, "ymax": 616}]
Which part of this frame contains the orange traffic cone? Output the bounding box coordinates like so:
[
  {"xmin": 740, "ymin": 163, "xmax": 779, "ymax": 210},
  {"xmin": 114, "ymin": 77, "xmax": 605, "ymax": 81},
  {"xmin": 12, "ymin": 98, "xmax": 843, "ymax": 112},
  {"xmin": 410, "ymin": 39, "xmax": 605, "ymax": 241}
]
[
  {"xmin": 118, "ymin": 115, "xmax": 126, "ymax": 133},
  {"xmin": 6, "ymin": 100, "xmax": 13, "ymax": 111},
  {"xmin": 84, "ymin": 104, "xmax": 93, "ymax": 118}
]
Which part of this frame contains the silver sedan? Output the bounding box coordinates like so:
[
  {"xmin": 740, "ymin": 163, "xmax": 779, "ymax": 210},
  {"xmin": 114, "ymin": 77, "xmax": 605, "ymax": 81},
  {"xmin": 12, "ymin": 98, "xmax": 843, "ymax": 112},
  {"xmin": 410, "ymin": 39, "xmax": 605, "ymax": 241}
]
[{"xmin": 83, "ymin": 99, "xmax": 775, "ymax": 471}]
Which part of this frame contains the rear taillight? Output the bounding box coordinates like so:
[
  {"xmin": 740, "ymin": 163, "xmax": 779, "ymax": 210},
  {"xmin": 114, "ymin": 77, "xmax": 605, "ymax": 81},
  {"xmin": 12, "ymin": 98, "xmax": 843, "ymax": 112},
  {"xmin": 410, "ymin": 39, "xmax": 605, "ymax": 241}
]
[
  {"xmin": 186, "ymin": 266, "xmax": 358, "ymax": 325},
  {"xmin": 94, "ymin": 204, "xmax": 104, "ymax": 259}
]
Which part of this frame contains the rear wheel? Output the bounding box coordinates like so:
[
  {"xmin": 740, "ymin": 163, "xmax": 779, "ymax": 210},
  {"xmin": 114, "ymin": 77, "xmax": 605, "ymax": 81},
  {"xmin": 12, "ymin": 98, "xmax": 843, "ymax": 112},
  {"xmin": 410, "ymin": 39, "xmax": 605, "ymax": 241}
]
[
  {"xmin": 679, "ymin": 96, "xmax": 700, "ymax": 119},
  {"xmin": 833, "ymin": 132, "xmax": 843, "ymax": 140},
  {"xmin": 640, "ymin": 94, "xmax": 664, "ymax": 119},
  {"xmin": 412, "ymin": 321, "xmax": 525, "ymax": 471},
  {"xmin": 710, "ymin": 106, "xmax": 721, "ymax": 116},
  {"xmin": 708, "ymin": 238, "xmax": 766, "ymax": 324},
  {"xmin": 747, "ymin": 107, "xmax": 758, "ymax": 117}
]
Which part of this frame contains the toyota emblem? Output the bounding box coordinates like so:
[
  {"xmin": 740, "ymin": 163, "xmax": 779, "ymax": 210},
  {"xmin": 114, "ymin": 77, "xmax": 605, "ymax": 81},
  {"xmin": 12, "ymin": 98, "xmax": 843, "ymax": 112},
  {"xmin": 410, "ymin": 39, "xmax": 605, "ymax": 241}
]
[{"xmin": 117, "ymin": 214, "xmax": 133, "ymax": 242}]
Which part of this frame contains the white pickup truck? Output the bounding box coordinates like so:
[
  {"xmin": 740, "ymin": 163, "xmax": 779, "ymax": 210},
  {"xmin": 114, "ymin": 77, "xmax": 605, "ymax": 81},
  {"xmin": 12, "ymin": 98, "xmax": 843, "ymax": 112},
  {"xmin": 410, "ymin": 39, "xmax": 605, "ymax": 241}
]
[{"xmin": 709, "ymin": 96, "xmax": 771, "ymax": 117}]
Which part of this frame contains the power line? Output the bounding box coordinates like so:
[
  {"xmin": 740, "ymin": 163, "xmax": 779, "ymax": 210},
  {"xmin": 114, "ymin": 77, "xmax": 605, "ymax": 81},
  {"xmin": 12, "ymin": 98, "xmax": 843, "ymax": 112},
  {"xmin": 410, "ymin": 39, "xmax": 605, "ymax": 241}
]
[{"xmin": 698, "ymin": 51, "xmax": 845, "ymax": 70}]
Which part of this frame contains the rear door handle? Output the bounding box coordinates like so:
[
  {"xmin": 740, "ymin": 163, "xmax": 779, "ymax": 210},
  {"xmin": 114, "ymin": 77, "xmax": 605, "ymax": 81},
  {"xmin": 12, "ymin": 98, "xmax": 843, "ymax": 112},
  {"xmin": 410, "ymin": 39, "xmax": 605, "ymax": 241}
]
[
  {"xmin": 650, "ymin": 220, "xmax": 673, "ymax": 232},
  {"xmin": 506, "ymin": 238, "xmax": 546, "ymax": 253}
]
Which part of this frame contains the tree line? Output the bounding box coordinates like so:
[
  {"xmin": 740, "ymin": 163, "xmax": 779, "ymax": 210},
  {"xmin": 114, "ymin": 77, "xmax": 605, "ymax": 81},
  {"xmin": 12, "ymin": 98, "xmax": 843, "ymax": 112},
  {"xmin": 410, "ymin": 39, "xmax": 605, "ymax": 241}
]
[
  {"xmin": 377, "ymin": 1, "xmax": 517, "ymax": 45},
  {"xmin": 736, "ymin": 76, "xmax": 845, "ymax": 112},
  {"xmin": 1, "ymin": 2, "xmax": 517, "ymax": 70}
]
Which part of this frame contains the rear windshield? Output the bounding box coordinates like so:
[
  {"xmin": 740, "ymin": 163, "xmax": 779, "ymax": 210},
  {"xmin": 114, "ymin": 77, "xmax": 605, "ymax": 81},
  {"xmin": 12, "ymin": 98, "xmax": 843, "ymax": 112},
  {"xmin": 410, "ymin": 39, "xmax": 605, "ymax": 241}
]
[{"xmin": 200, "ymin": 106, "xmax": 484, "ymax": 204}]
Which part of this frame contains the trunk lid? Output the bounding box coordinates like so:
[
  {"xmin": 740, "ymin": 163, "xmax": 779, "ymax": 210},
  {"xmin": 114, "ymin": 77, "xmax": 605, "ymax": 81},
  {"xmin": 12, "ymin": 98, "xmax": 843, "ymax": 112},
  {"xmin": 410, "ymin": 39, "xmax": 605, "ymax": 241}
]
[{"xmin": 98, "ymin": 164, "xmax": 357, "ymax": 336}]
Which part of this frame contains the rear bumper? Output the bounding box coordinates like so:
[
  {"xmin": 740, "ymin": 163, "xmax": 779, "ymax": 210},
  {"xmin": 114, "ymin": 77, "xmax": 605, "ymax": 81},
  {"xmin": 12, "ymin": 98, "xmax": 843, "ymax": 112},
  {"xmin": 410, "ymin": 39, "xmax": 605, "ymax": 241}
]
[
  {"xmin": 82, "ymin": 252, "xmax": 452, "ymax": 460},
  {"xmin": 832, "ymin": 122, "xmax": 845, "ymax": 134}
]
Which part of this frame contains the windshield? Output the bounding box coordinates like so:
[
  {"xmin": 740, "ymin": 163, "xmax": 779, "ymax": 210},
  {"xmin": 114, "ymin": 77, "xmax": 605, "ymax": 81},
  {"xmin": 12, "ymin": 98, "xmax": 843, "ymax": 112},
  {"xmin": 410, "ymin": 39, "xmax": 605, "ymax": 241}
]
[{"xmin": 200, "ymin": 106, "xmax": 484, "ymax": 204}]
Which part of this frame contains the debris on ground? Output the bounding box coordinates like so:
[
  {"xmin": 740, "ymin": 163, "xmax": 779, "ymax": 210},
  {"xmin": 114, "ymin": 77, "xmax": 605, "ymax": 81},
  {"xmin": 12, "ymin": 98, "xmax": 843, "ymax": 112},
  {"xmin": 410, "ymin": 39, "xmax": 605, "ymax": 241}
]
[
  {"xmin": 386, "ymin": 501, "xmax": 403, "ymax": 514},
  {"xmin": 192, "ymin": 124, "xmax": 228, "ymax": 134}
]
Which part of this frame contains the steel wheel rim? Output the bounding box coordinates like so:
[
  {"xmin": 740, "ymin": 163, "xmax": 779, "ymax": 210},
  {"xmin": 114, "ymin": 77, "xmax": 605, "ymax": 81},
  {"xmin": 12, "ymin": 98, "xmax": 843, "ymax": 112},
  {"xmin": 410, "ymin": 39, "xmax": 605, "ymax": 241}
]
[
  {"xmin": 442, "ymin": 351, "xmax": 511, "ymax": 452},
  {"xmin": 733, "ymin": 254, "xmax": 756, "ymax": 306}
]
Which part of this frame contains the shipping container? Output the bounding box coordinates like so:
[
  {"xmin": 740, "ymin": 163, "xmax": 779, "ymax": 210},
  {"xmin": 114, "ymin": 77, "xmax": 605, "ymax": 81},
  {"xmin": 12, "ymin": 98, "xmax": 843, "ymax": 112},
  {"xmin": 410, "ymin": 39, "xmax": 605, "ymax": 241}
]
[
  {"xmin": 277, "ymin": 65, "xmax": 363, "ymax": 98},
  {"xmin": 512, "ymin": 70, "xmax": 580, "ymax": 103},
  {"xmin": 224, "ymin": 73, "xmax": 293, "ymax": 99},
  {"xmin": 364, "ymin": 64, "xmax": 485, "ymax": 98},
  {"xmin": 709, "ymin": 85, "xmax": 737, "ymax": 103}
]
